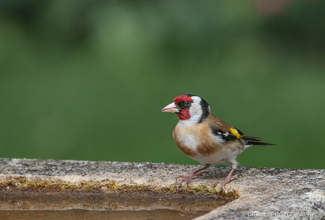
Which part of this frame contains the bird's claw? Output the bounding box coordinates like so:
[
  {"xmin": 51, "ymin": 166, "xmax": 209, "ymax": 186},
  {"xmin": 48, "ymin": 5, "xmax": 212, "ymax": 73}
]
[
  {"xmin": 214, "ymin": 174, "xmax": 239, "ymax": 193},
  {"xmin": 176, "ymin": 171, "xmax": 208, "ymax": 189}
]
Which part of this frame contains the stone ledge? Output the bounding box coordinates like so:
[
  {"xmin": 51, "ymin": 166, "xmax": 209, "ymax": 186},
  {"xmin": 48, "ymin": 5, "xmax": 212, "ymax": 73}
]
[{"xmin": 0, "ymin": 158, "xmax": 324, "ymax": 219}]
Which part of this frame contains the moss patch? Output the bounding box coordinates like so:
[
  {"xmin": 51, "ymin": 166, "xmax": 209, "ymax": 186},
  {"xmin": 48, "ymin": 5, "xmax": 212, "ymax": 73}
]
[{"xmin": 0, "ymin": 176, "xmax": 239, "ymax": 200}]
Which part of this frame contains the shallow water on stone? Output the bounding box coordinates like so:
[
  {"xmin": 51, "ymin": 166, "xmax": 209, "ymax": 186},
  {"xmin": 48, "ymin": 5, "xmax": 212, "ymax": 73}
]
[
  {"xmin": 0, "ymin": 210, "xmax": 204, "ymax": 220},
  {"xmin": 0, "ymin": 191, "xmax": 235, "ymax": 219}
]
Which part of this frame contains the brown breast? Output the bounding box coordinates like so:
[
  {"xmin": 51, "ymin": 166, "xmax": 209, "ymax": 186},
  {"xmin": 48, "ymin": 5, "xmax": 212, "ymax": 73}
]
[{"xmin": 173, "ymin": 122, "xmax": 223, "ymax": 159}]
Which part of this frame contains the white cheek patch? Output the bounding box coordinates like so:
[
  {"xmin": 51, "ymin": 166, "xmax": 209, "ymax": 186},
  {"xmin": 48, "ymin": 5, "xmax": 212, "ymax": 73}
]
[{"xmin": 189, "ymin": 104, "xmax": 202, "ymax": 121}]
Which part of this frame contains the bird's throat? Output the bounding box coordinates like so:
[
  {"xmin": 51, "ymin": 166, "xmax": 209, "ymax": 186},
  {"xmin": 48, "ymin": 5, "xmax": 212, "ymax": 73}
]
[{"xmin": 177, "ymin": 109, "xmax": 191, "ymax": 120}]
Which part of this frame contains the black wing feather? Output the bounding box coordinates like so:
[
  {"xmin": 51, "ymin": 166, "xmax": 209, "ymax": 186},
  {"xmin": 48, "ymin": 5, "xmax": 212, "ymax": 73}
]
[
  {"xmin": 210, "ymin": 122, "xmax": 275, "ymax": 146},
  {"xmin": 242, "ymin": 136, "xmax": 275, "ymax": 146},
  {"xmin": 211, "ymin": 128, "xmax": 238, "ymax": 142}
]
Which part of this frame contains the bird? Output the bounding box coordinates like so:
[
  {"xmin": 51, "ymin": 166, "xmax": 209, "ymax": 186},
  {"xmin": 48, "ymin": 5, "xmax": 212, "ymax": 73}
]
[{"xmin": 161, "ymin": 94, "xmax": 274, "ymax": 192}]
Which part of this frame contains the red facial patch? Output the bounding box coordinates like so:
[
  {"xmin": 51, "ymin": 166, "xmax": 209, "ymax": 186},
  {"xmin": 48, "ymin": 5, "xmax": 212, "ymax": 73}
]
[
  {"xmin": 173, "ymin": 95, "xmax": 193, "ymax": 104},
  {"xmin": 177, "ymin": 109, "xmax": 191, "ymax": 120},
  {"xmin": 173, "ymin": 95, "xmax": 193, "ymax": 120}
]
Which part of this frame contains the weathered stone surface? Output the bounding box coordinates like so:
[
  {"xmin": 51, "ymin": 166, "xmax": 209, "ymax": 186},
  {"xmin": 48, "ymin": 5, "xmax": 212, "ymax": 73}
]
[{"xmin": 0, "ymin": 158, "xmax": 324, "ymax": 219}]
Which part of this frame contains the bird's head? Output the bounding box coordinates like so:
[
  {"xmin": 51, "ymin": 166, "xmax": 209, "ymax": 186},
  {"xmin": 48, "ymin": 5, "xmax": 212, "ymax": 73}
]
[{"xmin": 161, "ymin": 94, "xmax": 210, "ymax": 124}]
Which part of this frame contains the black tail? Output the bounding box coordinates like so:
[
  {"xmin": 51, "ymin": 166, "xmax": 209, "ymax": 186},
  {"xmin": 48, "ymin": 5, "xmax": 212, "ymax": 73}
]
[{"xmin": 242, "ymin": 136, "xmax": 275, "ymax": 146}]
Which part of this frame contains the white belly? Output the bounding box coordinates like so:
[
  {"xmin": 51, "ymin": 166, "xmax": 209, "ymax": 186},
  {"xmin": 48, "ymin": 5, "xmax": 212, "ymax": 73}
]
[{"xmin": 193, "ymin": 147, "xmax": 244, "ymax": 164}]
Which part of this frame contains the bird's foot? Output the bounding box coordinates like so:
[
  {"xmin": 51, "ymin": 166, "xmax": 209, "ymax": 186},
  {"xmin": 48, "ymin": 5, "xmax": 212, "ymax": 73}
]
[
  {"xmin": 176, "ymin": 171, "xmax": 208, "ymax": 189},
  {"xmin": 214, "ymin": 174, "xmax": 239, "ymax": 193}
]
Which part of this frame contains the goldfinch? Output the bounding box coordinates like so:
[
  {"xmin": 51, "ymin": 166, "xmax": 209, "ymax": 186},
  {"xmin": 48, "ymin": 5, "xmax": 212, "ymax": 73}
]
[{"xmin": 161, "ymin": 94, "xmax": 274, "ymax": 192}]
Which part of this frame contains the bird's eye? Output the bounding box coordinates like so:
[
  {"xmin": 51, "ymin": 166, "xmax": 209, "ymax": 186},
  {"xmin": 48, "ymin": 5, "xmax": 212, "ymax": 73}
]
[{"xmin": 184, "ymin": 101, "xmax": 190, "ymax": 107}]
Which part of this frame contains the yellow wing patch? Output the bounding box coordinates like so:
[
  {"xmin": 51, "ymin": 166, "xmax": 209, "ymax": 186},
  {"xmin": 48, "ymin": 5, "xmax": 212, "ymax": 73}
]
[{"xmin": 230, "ymin": 128, "xmax": 244, "ymax": 139}]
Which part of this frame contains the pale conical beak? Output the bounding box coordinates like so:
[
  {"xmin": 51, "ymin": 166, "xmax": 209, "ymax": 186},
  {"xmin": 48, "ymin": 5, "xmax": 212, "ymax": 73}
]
[{"xmin": 161, "ymin": 102, "xmax": 179, "ymax": 113}]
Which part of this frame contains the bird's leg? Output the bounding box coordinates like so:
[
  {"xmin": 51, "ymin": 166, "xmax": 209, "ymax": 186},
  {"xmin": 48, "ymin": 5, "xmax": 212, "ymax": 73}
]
[
  {"xmin": 214, "ymin": 162, "xmax": 239, "ymax": 193},
  {"xmin": 176, "ymin": 164, "xmax": 210, "ymax": 189}
]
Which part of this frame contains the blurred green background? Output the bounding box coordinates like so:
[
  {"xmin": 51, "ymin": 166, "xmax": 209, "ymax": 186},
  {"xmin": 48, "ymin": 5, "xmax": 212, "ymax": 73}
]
[{"xmin": 1, "ymin": 0, "xmax": 324, "ymax": 169}]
